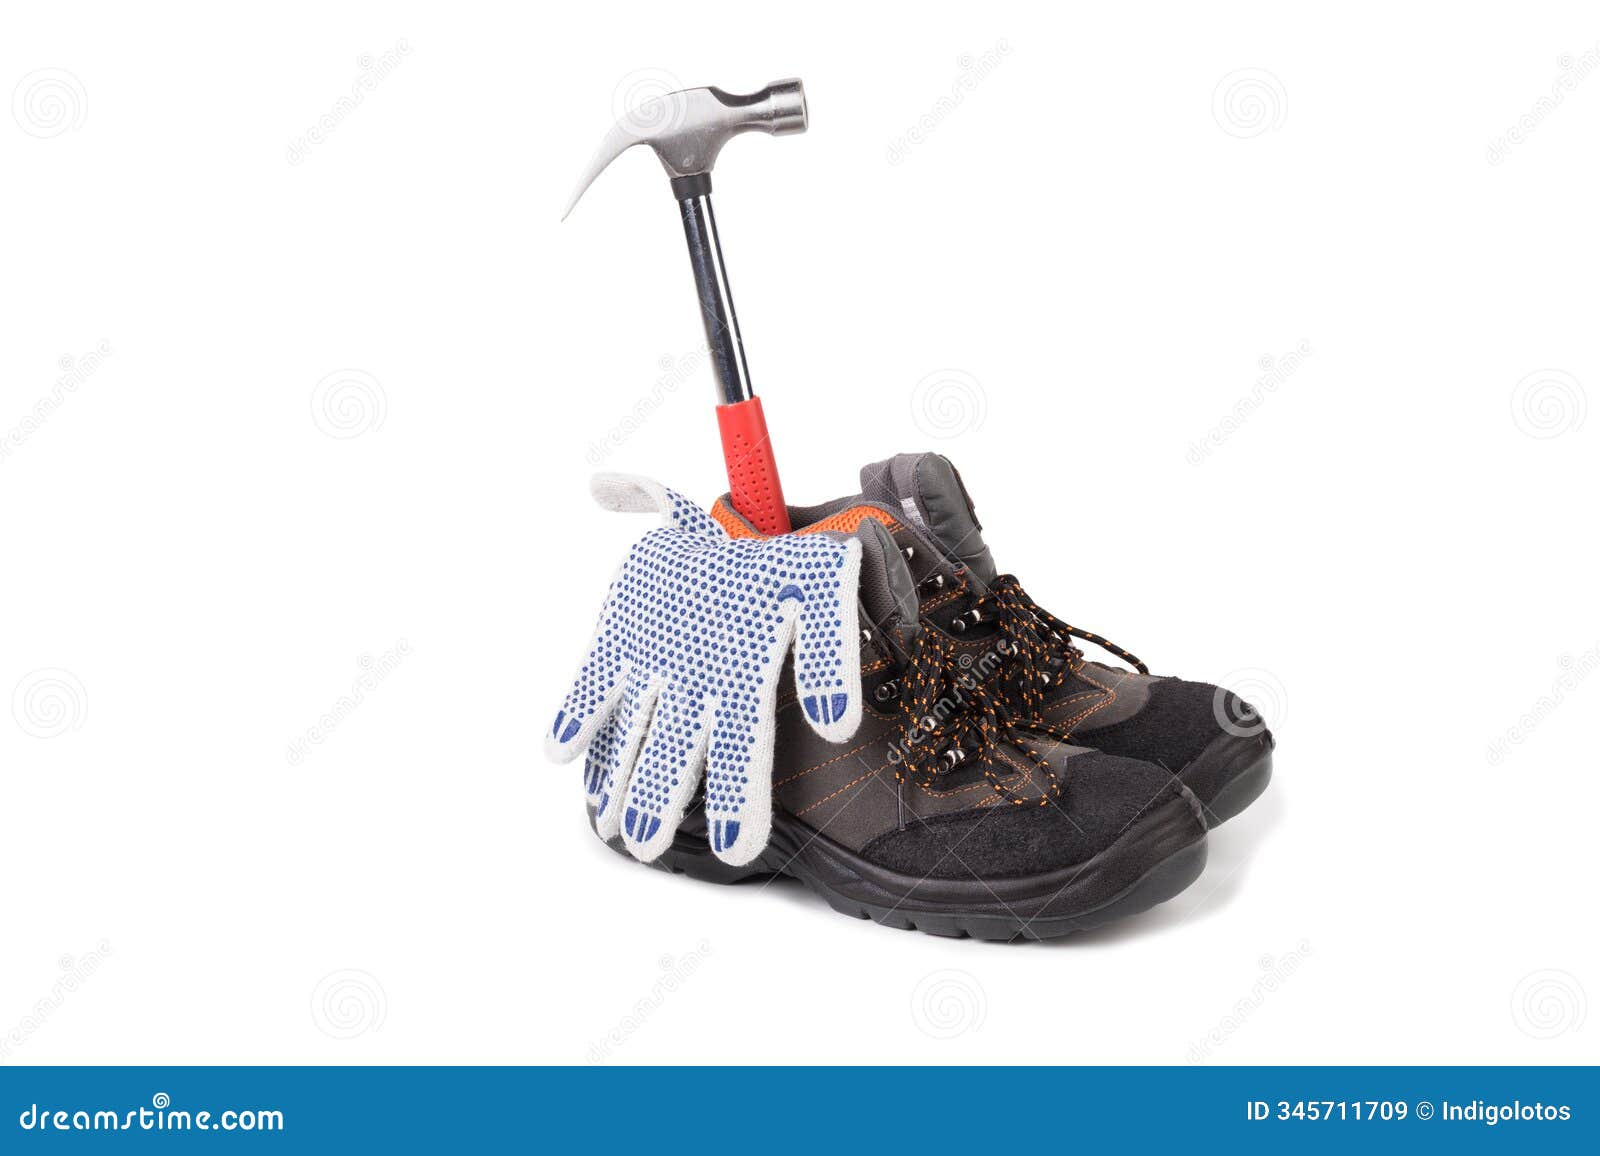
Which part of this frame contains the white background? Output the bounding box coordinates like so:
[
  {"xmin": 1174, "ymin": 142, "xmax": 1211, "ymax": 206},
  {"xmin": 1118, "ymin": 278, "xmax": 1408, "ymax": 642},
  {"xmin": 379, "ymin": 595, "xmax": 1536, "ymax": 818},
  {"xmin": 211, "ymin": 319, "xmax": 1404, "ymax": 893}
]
[{"xmin": 4, "ymin": 2, "xmax": 1596, "ymax": 1065}]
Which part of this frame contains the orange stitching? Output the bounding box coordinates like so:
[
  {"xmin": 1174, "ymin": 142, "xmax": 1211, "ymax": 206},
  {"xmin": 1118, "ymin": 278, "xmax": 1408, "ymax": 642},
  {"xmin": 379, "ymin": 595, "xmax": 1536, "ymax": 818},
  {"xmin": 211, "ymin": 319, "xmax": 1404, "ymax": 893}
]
[
  {"xmin": 1053, "ymin": 665, "xmax": 1116, "ymax": 733},
  {"xmin": 773, "ymin": 737, "xmax": 881, "ymax": 788},
  {"xmin": 795, "ymin": 763, "xmax": 890, "ymax": 816}
]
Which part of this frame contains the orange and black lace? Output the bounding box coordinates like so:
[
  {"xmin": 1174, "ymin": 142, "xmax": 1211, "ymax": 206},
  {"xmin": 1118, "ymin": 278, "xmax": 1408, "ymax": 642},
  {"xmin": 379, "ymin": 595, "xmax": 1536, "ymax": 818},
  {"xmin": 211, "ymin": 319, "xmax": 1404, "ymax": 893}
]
[
  {"xmin": 887, "ymin": 626, "xmax": 1073, "ymax": 807},
  {"xmin": 976, "ymin": 574, "xmax": 1149, "ymax": 719}
]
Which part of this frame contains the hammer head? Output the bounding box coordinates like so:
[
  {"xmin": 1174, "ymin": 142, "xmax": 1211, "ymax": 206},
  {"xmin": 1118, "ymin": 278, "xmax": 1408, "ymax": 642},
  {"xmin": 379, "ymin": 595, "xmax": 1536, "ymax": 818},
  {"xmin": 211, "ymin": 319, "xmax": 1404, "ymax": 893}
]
[{"xmin": 562, "ymin": 79, "xmax": 807, "ymax": 219}]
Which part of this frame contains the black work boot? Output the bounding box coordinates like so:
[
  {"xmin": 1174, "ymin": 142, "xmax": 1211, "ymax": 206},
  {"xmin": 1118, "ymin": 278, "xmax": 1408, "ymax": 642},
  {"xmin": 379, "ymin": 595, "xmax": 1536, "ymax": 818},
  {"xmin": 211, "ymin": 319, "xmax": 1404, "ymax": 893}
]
[
  {"xmin": 708, "ymin": 455, "xmax": 1274, "ymax": 829},
  {"xmin": 595, "ymin": 520, "xmax": 1209, "ymax": 940}
]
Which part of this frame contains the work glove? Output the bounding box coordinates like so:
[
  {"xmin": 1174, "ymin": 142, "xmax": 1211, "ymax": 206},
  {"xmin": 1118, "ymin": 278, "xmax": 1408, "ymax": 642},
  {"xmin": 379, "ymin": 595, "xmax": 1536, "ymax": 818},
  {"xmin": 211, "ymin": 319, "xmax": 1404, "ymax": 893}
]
[{"xmin": 546, "ymin": 475, "xmax": 864, "ymax": 866}]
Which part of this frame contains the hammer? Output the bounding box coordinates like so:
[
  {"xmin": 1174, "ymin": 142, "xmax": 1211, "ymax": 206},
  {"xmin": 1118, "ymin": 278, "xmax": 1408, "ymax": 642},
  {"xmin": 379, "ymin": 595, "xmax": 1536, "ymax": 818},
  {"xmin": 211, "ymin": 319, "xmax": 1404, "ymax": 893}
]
[{"xmin": 563, "ymin": 79, "xmax": 807, "ymax": 535}]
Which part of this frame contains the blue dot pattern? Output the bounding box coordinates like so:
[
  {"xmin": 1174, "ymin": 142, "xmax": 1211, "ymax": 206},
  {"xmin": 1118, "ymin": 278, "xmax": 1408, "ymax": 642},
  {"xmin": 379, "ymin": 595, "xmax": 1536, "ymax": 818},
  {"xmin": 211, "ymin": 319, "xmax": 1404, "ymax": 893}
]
[{"xmin": 546, "ymin": 476, "xmax": 863, "ymax": 866}]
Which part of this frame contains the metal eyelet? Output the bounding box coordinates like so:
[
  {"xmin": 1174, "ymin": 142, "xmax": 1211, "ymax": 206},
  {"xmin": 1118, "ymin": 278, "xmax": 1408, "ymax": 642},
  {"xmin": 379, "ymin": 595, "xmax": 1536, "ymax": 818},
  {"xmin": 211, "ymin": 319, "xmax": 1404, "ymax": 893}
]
[
  {"xmin": 942, "ymin": 747, "xmax": 966, "ymax": 768},
  {"xmin": 901, "ymin": 546, "xmax": 915, "ymax": 562},
  {"xmin": 949, "ymin": 607, "xmax": 981, "ymax": 633},
  {"xmin": 873, "ymin": 679, "xmax": 899, "ymax": 703},
  {"xmin": 860, "ymin": 628, "xmax": 873, "ymax": 645},
  {"xmin": 917, "ymin": 573, "xmax": 945, "ymax": 595}
]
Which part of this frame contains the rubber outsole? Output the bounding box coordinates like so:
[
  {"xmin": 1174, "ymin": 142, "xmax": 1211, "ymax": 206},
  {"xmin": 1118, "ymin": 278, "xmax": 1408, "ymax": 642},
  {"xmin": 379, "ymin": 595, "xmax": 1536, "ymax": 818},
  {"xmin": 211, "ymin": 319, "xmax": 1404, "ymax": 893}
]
[
  {"xmin": 591, "ymin": 793, "xmax": 1209, "ymax": 942},
  {"xmin": 1203, "ymin": 749, "xmax": 1273, "ymax": 827},
  {"xmin": 1184, "ymin": 737, "xmax": 1274, "ymax": 829}
]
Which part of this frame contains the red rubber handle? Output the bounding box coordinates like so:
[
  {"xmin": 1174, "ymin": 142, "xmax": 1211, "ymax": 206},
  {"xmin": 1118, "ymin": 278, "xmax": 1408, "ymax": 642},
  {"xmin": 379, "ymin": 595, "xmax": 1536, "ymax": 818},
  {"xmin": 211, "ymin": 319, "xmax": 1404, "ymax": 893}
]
[{"xmin": 715, "ymin": 397, "xmax": 791, "ymax": 536}]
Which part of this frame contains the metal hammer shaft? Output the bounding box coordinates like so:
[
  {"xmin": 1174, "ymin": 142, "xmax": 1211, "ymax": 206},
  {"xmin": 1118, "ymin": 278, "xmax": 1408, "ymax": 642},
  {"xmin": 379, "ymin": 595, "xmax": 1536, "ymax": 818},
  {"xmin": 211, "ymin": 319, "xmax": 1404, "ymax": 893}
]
[{"xmin": 673, "ymin": 175, "xmax": 753, "ymax": 405}]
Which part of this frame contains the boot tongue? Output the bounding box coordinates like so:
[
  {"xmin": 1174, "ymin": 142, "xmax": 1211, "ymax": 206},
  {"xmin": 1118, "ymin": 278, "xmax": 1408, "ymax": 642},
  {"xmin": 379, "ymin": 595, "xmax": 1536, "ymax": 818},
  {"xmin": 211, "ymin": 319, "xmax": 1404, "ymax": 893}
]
[
  {"xmin": 859, "ymin": 453, "xmax": 998, "ymax": 587},
  {"xmin": 852, "ymin": 518, "xmax": 921, "ymax": 650}
]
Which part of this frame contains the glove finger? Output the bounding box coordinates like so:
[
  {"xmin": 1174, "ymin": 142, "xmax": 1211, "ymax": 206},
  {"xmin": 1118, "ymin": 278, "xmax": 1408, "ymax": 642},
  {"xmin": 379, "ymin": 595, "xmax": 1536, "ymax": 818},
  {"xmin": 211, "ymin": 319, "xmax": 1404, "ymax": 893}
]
[
  {"xmin": 619, "ymin": 687, "xmax": 714, "ymax": 863},
  {"xmin": 581, "ymin": 712, "xmax": 620, "ymax": 803},
  {"xmin": 791, "ymin": 538, "xmax": 864, "ymax": 742},
  {"xmin": 699, "ymin": 598, "xmax": 798, "ymax": 865},
  {"xmin": 592, "ymin": 670, "xmax": 660, "ymax": 842},
  {"xmin": 546, "ymin": 590, "xmax": 629, "ymax": 764},
  {"xmin": 590, "ymin": 474, "xmax": 726, "ymax": 539},
  {"xmin": 702, "ymin": 707, "xmax": 769, "ymax": 867}
]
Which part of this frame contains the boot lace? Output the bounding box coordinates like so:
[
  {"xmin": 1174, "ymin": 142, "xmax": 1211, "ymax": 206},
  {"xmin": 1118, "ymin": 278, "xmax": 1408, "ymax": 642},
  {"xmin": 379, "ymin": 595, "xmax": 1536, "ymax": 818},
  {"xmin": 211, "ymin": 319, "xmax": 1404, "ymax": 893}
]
[
  {"xmin": 884, "ymin": 627, "xmax": 1073, "ymax": 806},
  {"xmin": 973, "ymin": 574, "xmax": 1148, "ymax": 718}
]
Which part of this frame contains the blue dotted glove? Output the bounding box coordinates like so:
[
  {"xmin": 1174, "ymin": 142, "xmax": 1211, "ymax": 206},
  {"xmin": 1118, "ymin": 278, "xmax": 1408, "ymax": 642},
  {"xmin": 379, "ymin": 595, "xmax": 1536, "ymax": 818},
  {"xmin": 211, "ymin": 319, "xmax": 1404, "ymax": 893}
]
[{"xmin": 546, "ymin": 475, "xmax": 864, "ymax": 866}]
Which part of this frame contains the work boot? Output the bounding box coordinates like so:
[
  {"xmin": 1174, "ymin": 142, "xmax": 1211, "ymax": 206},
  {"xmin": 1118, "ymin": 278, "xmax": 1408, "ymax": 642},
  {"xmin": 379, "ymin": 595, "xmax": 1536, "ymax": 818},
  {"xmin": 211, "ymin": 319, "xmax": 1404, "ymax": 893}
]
[
  {"xmin": 708, "ymin": 454, "xmax": 1274, "ymax": 828},
  {"xmin": 594, "ymin": 520, "xmax": 1209, "ymax": 940}
]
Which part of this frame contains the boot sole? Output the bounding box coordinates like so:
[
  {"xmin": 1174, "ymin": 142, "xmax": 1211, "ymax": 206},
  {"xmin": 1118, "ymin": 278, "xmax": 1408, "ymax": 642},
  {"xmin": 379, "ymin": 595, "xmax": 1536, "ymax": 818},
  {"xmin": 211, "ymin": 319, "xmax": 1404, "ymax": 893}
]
[
  {"xmin": 1182, "ymin": 732, "xmax": 1274, "ymax": 828},
  {"xmin": 591, "ymin": 793, "xmax": 1208, "ymax": 942}
]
